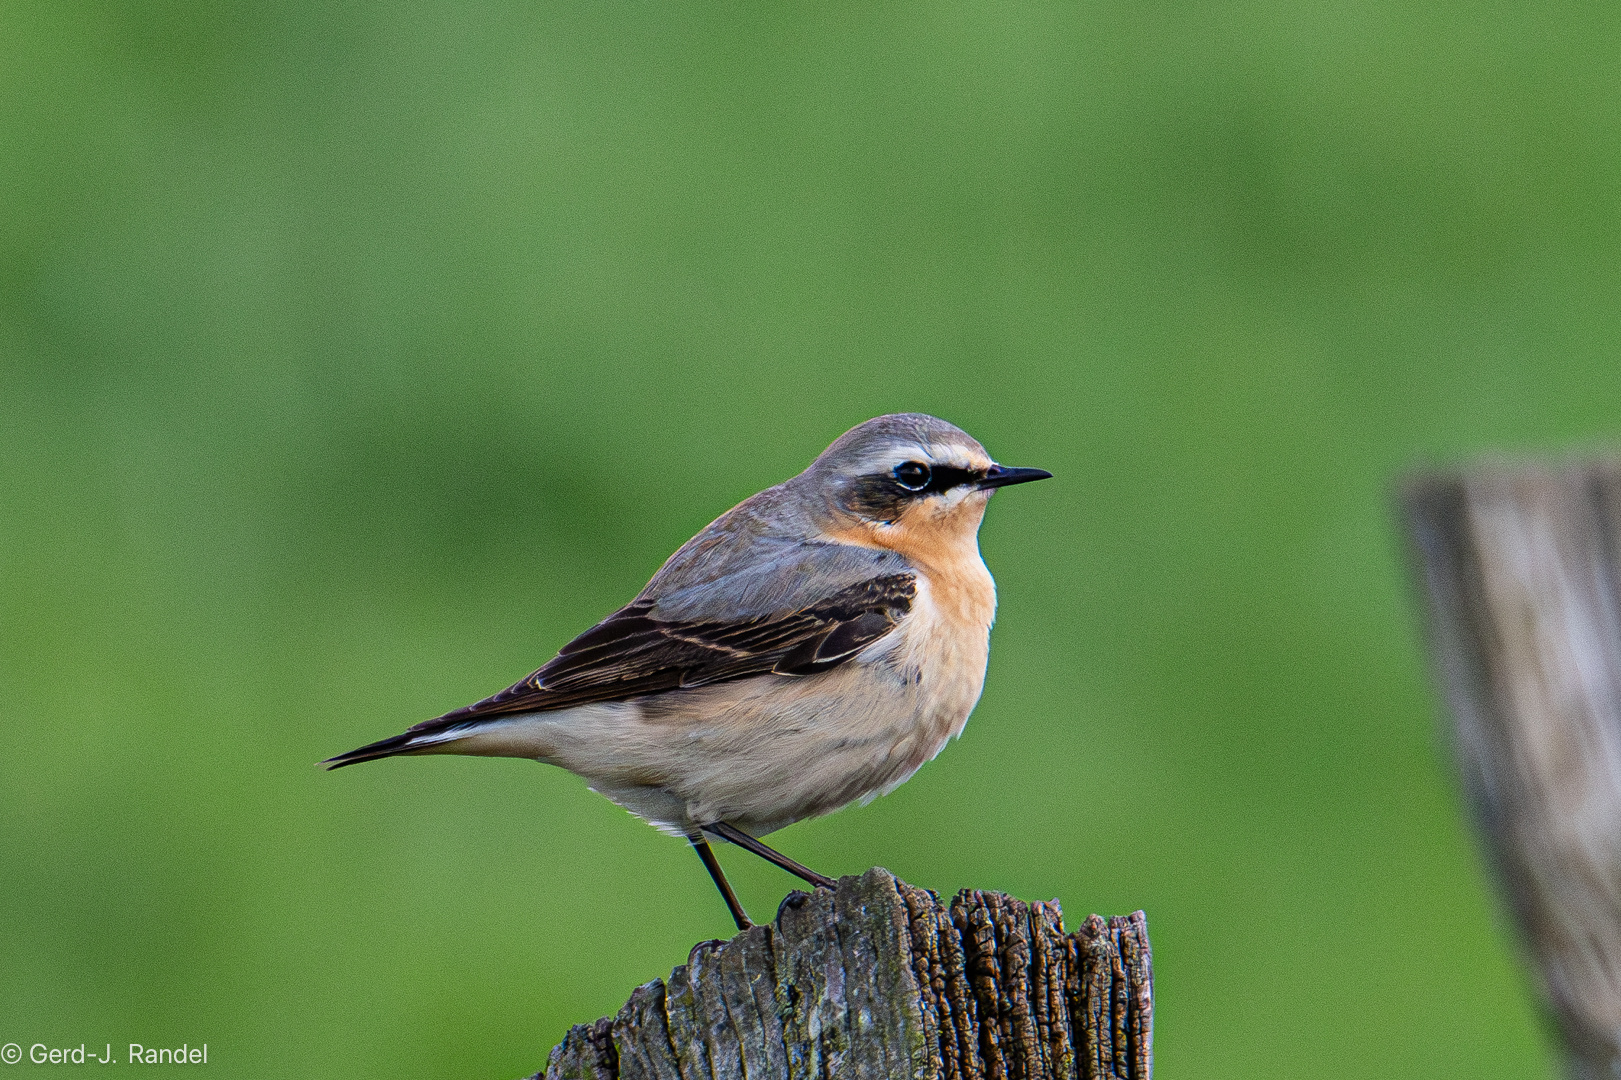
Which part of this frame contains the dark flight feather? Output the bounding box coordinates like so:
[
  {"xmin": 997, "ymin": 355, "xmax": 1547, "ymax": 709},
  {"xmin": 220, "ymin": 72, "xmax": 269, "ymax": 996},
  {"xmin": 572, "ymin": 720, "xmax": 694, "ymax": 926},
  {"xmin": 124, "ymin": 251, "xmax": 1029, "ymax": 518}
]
[{"xmin": 323, "ymin": 573, "xmax": 916, "ymax": 768}]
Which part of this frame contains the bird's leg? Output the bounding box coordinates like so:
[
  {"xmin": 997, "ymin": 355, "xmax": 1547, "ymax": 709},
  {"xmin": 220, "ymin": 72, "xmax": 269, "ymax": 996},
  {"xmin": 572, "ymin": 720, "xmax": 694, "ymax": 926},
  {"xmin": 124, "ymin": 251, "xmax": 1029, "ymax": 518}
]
[
  {"xmin": 690, "ymin": 834, "xmax": 753, "ymax": 931},
  {"xmin": 703, "ymin": 822, "xmax": 836, "ymax": 889}
]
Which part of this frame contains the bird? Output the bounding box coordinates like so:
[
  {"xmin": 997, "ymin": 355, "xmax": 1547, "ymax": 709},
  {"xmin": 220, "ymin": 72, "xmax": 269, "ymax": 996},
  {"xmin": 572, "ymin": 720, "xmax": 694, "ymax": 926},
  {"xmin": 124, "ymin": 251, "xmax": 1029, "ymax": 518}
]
[{"xmin": 325, "ymin": 413, "xmax": 1050, "ymax": 929}]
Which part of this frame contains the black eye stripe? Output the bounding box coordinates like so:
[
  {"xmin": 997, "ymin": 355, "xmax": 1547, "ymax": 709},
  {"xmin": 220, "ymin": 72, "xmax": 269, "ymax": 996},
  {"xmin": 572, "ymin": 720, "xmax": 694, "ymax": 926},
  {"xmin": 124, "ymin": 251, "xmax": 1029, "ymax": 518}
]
[
  {"xmin": 887, "ymin": 462, "xmax": 979, "ymax": 495},
  {"xmin": 921, "ymin": 466, "xmax": 977, "ymax": 493}
]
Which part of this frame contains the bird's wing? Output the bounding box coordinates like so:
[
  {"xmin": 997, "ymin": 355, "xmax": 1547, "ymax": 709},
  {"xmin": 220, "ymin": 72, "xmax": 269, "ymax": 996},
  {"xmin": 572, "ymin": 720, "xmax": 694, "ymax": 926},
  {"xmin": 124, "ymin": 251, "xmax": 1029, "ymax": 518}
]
[{"xmin": 407, "ymin": 568, "xmax": 916, "ymax": 734}]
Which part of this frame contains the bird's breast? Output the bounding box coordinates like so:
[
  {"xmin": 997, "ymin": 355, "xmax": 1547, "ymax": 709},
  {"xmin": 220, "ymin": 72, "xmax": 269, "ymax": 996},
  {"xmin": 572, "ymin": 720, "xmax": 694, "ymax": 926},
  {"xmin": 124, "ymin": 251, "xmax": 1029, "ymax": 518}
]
[{"xmin": 886, "ymin": 554, "xmax": 996, "ymax": 752}]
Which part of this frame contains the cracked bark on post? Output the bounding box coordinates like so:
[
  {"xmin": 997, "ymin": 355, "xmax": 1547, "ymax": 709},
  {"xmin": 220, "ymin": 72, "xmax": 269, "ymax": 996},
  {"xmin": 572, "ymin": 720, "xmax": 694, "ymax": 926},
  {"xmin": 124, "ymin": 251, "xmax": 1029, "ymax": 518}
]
[
  {"xmin": 1404, "ymin": 461, "xmax": 1621, "ymax": 1078},
  {"xmin": 530, "ymin": 867, "xmax": 1151, "ymax": 1080}
]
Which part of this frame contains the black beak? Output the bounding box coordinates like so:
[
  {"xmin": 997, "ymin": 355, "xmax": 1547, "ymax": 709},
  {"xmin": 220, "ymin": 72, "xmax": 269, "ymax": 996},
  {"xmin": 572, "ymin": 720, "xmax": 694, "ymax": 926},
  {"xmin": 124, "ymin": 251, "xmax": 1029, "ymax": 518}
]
[{"xmin": 979, "ymin": 465, "xmax": 1053, "ymax": 490}]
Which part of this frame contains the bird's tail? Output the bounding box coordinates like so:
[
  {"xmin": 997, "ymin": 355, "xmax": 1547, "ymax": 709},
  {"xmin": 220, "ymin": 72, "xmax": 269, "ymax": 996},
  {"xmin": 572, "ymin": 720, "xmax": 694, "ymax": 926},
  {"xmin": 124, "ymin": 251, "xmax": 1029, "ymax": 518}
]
[
  {"xmin": 322, "ymin": 732, "xmax": 419, "ymax": 769},
  {"xmin": 321, "ymin": 725, "xmax": 472, "ymax": 770}
]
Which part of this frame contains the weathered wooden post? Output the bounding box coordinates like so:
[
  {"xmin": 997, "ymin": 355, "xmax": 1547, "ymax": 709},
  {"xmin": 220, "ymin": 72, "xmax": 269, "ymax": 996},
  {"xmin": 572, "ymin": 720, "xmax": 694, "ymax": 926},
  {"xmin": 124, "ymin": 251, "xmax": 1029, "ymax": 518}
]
[
  {"xmin": 1404, "ymin": 460, "xmax": 1621, "ymax": 1078},
  {"xmin": 530, "ymin": 868, "xmax": 1152, "ymax": 1079}
]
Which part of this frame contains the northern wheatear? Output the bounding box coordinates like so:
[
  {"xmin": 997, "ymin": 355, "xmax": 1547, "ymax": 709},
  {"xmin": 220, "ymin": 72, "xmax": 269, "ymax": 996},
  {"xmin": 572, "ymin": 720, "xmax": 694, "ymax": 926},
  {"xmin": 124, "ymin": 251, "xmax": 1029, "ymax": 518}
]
[{"xmin": 326, "ymin": 414, "xmax": 1050, "ymax": 928}]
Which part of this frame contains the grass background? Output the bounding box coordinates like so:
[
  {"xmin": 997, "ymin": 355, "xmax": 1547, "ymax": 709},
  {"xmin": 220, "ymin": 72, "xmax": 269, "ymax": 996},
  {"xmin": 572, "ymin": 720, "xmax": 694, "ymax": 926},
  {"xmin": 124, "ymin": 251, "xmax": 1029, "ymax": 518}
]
[{"xmin": 4, "ymin": 0, "xmax": 1617, "ymax": 1075}]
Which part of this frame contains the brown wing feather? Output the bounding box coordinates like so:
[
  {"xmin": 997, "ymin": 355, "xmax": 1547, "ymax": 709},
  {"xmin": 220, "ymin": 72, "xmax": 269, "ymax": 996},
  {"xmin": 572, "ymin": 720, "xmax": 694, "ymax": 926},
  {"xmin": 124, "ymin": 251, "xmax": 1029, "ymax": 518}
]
[{"xmin": 407, "ymin": 573, "xmax": 916, "ymax": 736}]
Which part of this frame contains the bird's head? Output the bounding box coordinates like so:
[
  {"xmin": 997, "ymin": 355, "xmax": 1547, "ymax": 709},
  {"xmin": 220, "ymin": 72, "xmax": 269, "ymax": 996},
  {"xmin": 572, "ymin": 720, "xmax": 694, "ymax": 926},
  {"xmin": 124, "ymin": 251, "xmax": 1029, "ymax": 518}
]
[{"xmin": 801, "ymin": 413, "xmax": 1050, "ymax": 559}]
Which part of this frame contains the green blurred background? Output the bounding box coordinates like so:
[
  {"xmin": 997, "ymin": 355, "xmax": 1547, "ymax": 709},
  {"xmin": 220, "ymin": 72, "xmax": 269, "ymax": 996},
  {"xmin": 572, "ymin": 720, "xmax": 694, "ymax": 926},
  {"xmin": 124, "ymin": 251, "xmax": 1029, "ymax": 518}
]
[{"xmin": 4, "ymin": 0, "xmax": 1616, "ymax": 1075}]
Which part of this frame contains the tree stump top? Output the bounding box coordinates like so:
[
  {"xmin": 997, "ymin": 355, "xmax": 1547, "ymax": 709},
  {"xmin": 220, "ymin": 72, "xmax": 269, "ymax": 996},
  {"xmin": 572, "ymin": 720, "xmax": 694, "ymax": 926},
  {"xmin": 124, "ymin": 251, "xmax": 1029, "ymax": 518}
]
[{"xmin": 534, "ymin": 867, "xmax": 1152, "ymax": 1080}]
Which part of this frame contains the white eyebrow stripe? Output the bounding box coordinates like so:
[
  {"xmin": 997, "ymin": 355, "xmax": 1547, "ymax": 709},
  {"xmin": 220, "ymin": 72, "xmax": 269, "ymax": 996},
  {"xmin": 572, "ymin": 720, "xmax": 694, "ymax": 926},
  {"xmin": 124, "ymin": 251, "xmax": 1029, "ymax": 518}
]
[{"xmin": 854, "ymin": 444, "xmax": 988, "ymax": 474}]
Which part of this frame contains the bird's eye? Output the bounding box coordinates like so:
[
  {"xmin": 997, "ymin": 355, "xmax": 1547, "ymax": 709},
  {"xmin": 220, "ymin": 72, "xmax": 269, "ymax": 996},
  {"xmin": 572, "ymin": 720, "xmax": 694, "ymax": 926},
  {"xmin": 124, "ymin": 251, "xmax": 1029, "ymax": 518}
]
[{"xmin": 893, "ymin": 461, "xmax": 931, "ymax": 491}]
